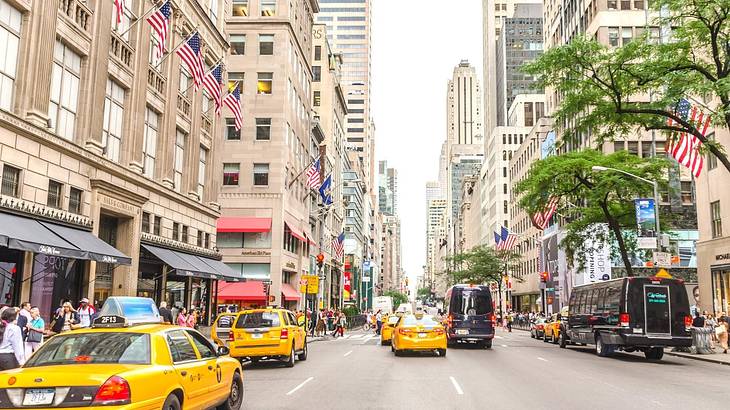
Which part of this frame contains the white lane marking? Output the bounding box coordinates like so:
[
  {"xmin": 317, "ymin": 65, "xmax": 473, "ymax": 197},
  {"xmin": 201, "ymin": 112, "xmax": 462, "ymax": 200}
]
[
  {"xmin": 651, "ymin": 400, "xmax": 665, "ymax": 407},
  {"xmin": 286, "ymin": 377, "xmax": 314, "ymax": 396},
  {"xmin": 449, "ymin": 376, "xmax": 464, "ymax": 395},
  {"xmin": 343, "ymin": 350, "xmax": 353, "ymax": 357},
  {"xmin": 537, "ymin": 357, "xmax": 548, "ymax": 362},
  {"xmin": 501, "ymin": 344, "xmax": 508, "ymax": 348},
  {"xmin": 494, "ymin": 335, "xmax": 504, "ymax": 339},
  {"xmin": 362, "ymin": 334, "xmax": 375, "ymax": 343}
]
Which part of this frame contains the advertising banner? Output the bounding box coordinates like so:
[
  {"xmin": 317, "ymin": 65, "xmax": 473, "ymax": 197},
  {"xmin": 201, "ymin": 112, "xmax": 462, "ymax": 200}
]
[
  {"xmin": 343, "ymin": 271, "xmax": 352, "ymax": 301},
  {"xmin": 635, "ymin": 198, "xmax": 657, "ymax": 249},
  {"xmin": 578, "ymin": 224, "xmax": 612, "ymax": 284}
]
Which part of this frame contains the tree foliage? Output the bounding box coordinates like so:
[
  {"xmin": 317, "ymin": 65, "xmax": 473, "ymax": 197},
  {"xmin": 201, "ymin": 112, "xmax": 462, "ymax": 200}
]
[
  {"xmin": 444, "ymin": 245, "xmax": 521, "ymax": 286},
  {"xmin": 514, "ymin": 150, "xmax": 670, "ymax": 276},
  {"xmin": 383, "ymin": 290, "xmax": 408, "ymax": 309},
  {"xmin": 524, "ymin": 0, "xmax": 730, "ymax": 172}
]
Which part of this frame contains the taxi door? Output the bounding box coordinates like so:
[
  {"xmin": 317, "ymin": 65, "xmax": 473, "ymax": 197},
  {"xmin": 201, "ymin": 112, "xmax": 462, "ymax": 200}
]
[
  {"xmin": 212, "ymin": 313, "xmax": 237, "ymax": 346},
  {"xmin": 165, "ymin": 330, "xmax": 210, "ymax": 408},
  {"xmin": 185, "ymin": 329, "xmax": 230, "ymax": 404},
  {"xmin": 287, "ymin": 311, "xmax": 305, "ymax": 350}
]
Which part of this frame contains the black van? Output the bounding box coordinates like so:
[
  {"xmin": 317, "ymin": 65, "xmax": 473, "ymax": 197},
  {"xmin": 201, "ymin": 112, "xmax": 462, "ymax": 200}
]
[
  {"xmin": 560, "ymin": 276, "xmax": 692, "ymax": 360},
  {"xmin": 444, "ymin": 284, "xmax": 496, "ymax": 348}
]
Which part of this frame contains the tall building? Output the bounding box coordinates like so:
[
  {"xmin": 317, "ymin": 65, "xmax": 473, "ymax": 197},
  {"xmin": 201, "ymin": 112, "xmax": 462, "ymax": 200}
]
[
  {"xmin": 447, "ymin": 60, "xmax": 483, "ymax": 147},
  {"xmin": 219, "ymin": 0, "xmax": 320, "ymax": 310},
  {"xmin": 495, "ymin": 3, "xmax": 543, "ymax": 126},
  {"xmin": 425, "ymin": 199, "xmax": 447, "ymax": 288},
  {"xmin": 378, "ymin": 160, "xmax": 397, "ymax": 216},
  {"xmin": 0, "ymin": 0, "xmax": 234, "ymax": 325},
  {"xmin": 425, "ymin": 181, "xmax": 443, "ymax": 201}
]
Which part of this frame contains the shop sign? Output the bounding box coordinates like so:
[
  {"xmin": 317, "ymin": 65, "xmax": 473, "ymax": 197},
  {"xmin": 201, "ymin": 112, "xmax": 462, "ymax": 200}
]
[
  {"xmin": 38, "ymin": 246, "xmax": 61, "ymax": 255},
  {"xmin": 101, "ymin": 255, "xmax": 118, "ymax": 264},
  {"xmin": 241, "ymin": 249, "xmax": 271, "ymax": 256},
  {"xmin": 716, "ymin": 253, "xmax": 730, "ymax": 261},
  {"xmin": 285, "ymin": 261, "xmax": 296, "ymax": 270}
]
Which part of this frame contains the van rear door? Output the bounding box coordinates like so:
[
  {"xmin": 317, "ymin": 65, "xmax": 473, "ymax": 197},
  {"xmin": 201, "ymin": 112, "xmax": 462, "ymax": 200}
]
[
  {"xmin": 451, "ymin": 288, "xmax": 493, "ymax": 334},
  {"xmin": 643, "ymin": 285, "xmax": 671, "ymax": 335}
]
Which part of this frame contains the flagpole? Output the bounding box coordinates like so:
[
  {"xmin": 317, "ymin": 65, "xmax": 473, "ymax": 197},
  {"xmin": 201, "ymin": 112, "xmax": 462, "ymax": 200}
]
[
  {"xmin": 182, "ymin": 57, "xmax": 226, "ymax": 95},
  {"xmin": 118, "ymin": 0, "xmax": 163, "ymax": 38},
  {"xmin": 154, "ymin": 27, "xmax": 198, "ymax": 69},
  {"xmin": 288, "ymin": 157, "xmax": 319, "ymax": 189}
]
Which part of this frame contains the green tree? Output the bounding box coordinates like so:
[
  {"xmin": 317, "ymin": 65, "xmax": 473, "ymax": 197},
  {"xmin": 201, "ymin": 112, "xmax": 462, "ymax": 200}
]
[
  {"xmin": 514, "ymin": 150, "xmax": 670, "ymax": 276},
  {"xmin": 446, "ymin": 245, "xmax": 520, "ymax": 286},
  {"xmin": 524, "ymin": 0, "xmax": 730, "ymax": 172},
  {"xmin": 416, "ymin": 287, "xmax": 432, "ymax": 303},
  {"xmin": 383, "ymin": 290, "xmax": 408, "ymax": 309}
]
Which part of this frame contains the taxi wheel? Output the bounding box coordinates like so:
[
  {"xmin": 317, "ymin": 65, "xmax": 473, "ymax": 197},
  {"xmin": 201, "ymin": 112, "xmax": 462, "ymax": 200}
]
[
  {"xmin": 218, "ymin": 372, "xmax": 244, "ymax": 410},
  {"xmin": 394, "ymin": 348, "xmax": 403, "ymax": 357},
  {"xmin": 162, "ymin": 394, "xmax": 181, "ymax": 410},
  {"xmin": 559, "ymin": 332, "xmax": 568, "ymax": 349},
  {"xmin": 438, "ymin": 348, "xmax": 446, "ymax": 357},
  {"xmin": 298, "ymin": 342, "xmax": 308, "ymax": 361},
  {"xmin": 285, "ymin": 345, "xmax": 296, "ymax": 368},
  {"xmin": 552, "ymin": 333, "xmax": 559, "ymax": 344}
]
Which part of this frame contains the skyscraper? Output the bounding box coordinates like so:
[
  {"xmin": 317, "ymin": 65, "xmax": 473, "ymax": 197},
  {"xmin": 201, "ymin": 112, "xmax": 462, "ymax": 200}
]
[
  {"xmin": 378, "ymin": 160, "xmax": 397, "ymax": 216},
  {"xmin": 447, "ymin": 60, "xmax": 483, "ymax": 148}
]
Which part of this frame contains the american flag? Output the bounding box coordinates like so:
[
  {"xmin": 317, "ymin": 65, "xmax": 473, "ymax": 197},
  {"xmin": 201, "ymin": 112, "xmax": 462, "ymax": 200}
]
[
  {"xmin": 223, "ymin": 86, "xmax": 243, "ymax": 130},
  {"xmin": 667, "ymin": 98, "xmax": 710, "ymax": 178},
  {"xmin": 497, "ymin": 226, "xmax": 517, "ymax": 251},
  {"xmin": 203, "ymin": 64, "xmax": 223, "ymax": 115},
  {"xmin": 147, "ymin": 1, "xmax": 172, "ymax": 61},
  {"xmin": 531, "ymin": 196, "xmax": 559, "ymax": 230},
  {"xmin": 176, "ymin": 32, "xmax": 205, "ymax": 90},
  {"xmin": 114, "ymin": 0, "xmax": 126, "ymax": 25},
  {"xmin": 332, "ymin": 232, "xmax": 345, "ymax": 260},
  {"xmin": 306, "ymin": 157, "xmax": 321, "ymax": 189}
]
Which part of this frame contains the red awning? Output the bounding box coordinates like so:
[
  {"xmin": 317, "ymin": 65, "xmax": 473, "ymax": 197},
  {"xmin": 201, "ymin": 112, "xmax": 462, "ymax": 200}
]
[
  {"xmin": 217, "ymin": 217, "xmax": 272, "ymax": 233},
  {"xmin": 285, "ymin": 222, "xmax": 307, "ymax": 243},
  {"xmin": 216, "ymin": 281, "xmax": 266, "ymax": 301},
  {"xmin": 281, "ymin": 283, "xmax": 301, "ymax": 301}
]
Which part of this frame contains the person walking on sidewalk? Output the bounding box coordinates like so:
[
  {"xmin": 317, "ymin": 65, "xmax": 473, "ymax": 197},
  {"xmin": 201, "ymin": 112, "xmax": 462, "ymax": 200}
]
[{"xmin": 717, "ymin": 317, "xmax": 729, "ymax": 354}]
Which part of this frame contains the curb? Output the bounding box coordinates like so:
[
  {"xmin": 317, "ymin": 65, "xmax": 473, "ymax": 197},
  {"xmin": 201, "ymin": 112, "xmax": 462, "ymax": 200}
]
[{"xmin": 665, "ymin": 351, "xmax": 730, "ymax": 366}]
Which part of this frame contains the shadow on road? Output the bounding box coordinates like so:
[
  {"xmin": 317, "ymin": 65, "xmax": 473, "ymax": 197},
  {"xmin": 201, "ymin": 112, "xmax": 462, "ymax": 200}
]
[
  {"xmin": 241, "ymin": 360, "xmax": 290, "ymax": 370},
  {"xmin": 568, "ymin": 346, "xmax": 686, "ymax": 365}
]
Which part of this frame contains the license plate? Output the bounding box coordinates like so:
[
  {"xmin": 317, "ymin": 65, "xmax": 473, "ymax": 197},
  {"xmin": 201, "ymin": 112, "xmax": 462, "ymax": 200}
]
[
  {"xmin": 418, "ymin": 333, "xmax": 427, "ymax": 338},
  {"xmin": 251, "ymin": 333, "xmax": 263, "ymax": 339},
  {"xmin": 23, "ymin": 389, "xmax": 55, "ymax": 406},
  {"xmin": 456, "ymin": 329, "xmax": 469, "ymax": 335}
]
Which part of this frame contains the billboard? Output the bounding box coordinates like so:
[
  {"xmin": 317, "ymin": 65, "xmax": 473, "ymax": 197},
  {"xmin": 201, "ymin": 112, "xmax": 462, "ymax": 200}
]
[
  {"xmin": 577, "ymin": 224, "xmax": 612, "ymax": 284},
  {"xmin": 541, "ymin": 131, "xmax": 556, "ymax": 159},
  {"xmin": 343, "ymin": 271, "xmax": 352, "ymax": 301},
  {"xmin": 635, "ymin": 198, "xmax": 657, "ymax": 249}
]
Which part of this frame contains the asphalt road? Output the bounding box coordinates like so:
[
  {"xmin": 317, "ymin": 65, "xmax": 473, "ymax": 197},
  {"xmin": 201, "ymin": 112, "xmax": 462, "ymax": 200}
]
[{"xmin": 240, "ymin": 329, "xmax": 730, "ymax": 410}]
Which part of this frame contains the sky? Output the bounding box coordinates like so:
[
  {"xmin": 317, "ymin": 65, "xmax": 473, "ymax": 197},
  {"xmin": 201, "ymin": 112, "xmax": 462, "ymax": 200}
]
[{"xmin": 371, "ymin": 0, "xmax": 483, "ymax": 290}]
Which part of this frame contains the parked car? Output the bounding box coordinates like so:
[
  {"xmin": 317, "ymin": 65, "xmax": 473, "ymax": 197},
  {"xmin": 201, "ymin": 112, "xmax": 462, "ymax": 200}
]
[
  {"xmin": 543, "ymin": 307, "xmax": 569, "ymax": 344},
  {"xmin": 530, "ymin": 317, "xmax": 546, "ymax": 339}
]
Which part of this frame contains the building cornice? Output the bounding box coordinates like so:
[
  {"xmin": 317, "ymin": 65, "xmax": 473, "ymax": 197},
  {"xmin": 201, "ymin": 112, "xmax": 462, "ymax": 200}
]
[
  {"xmin": 0, "ymin": 194, "xmax": 93, "ymax": 229},
  {"xmin": 141, "ymin": 232, "xmax": 222, "ymax": 259}
]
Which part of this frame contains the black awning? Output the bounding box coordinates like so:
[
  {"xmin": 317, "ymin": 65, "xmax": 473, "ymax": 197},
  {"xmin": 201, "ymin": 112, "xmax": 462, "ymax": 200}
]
[
  {"xmin": 142, "ymin": 244, "xmax": 238, "ymax": 280},
  {"xmin": 0, "ymin": 212, "xmax": 87, "ymax": 259},
  {"xmin": 38, "ymin": 221, "xmax": 131, "ymax": 265},
  {"xmin": 176, "ymin": 252, "xmax": 219, "ymax": 280},
  {"xmin": 141, "ymin": 244, "xmax": 199, "ymax": 276},
  {"xmin": 197, "ymin": 256, "xmax": 241, "ymax": 281}
]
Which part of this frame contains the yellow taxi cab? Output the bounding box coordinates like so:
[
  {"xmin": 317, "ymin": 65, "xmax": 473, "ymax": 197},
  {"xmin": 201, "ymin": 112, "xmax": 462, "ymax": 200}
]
[
  {"xmin": 543, "ymin": 306, "xmax": 569, "ymax": 344},
  {"xmin": 213, "ymin": 308, "xmax": 307, "ymax": 367},
  {"xmin": 0, "ymin": 297, "xmax": 243, "ymax": 410},
  {"xmin": 380, "ymin": 315, "xmax": 400, "ymax": 345},
  {"xmin": 391, "ymin": 313, "xmax": 447, "ymax": 357}
]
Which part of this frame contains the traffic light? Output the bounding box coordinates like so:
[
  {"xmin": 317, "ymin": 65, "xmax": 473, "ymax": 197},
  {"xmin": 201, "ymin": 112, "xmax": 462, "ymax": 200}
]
[
  {"xmin": 316, "ymin": 253, "xmax": 325, "ymax": 268},
  {"xmin": 540, "ymin": 271, "xmax": 549, "ymax": 283}
]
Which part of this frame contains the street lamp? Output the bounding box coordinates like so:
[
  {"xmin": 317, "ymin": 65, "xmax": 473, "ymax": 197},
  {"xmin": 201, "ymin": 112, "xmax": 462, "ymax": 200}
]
[{"xmin": 591, "ymin": 165, "xmax": 661, "ymax": 247}]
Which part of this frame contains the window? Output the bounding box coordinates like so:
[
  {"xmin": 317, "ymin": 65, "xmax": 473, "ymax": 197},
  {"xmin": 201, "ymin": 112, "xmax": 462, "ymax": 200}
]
[
  {"xmin": 1, "ymin": 165, "xmax": 19, "ymax": 197},
  {"xmin": 711, "ymin": 201, "xmax": 722, "ymax": 238},
  {"xmin": 613, "ymin": 141, "xmax": 625, "ymax": 152},
  {"xmin": 172, "ymin": 222, "xmax": 180, "ymax": 241},
  {"xmin": 608, "ymin": 27, "xmax": 619, "ymax": 47},
  {"xmin": 228, "ymin": 72, "xmax": 244, "ymax": 94},
  {"xmin": 166, "ymin": 330, "xmax": 198, "ymax": 362},
  {"xmin": 681, "ymin": 181, "xmax": 693, "ymax": 204},
  {"xmin": 621, "ymin": 0, "xmax": 631, "ymax": 9},
  {"xmin": 141, "ymin": 212, "xmax": 150, "ymax": 233},
  {"xmin": 142, "ymin": 108, "xmax": 158, "ymax": 178},
  {"xmin": 313, "ymin": 91, "xmax": 320, "ymax": 107},
  {"xmin": 627, "ymin": 141, "xmax": 639, "ymax": 155},
  {"xmin": 261, "ymin": 0, "xmax": 276, "ymax": 16},
  {"xmin": 198, "ymin": 147, "xmax": 207, "ymax": 200},
  {"xmin": 185, "ymin": 330, "xmax": 216, "ymax": 358},
  {"xmin": 47, "ymin": 180, "xmax": 62, "ymax": 209},
  {"xmin": 223, "ymin": 163, "xmax": 240, "ymax": 185},
  {"xmin": 257, "ymin": 72, "xmax": 273, "ymax": 95},
  {"xmin": 256, "ymin": 118, "xmax": 271, "ymax": 140},
  {"xmin": 232, "ymin": 0, "xmax": 248, "ymax": 16},
  {"xmin": 205, "ymin": 233, "xmax": 210, "ymax": 249},
  {"xmin": 622, "ymin": 27, "xmax": 633, "ymax": 45},
  {"xmin": 230, "ymin": 34, "xmax": 245, "ymax": 55},
  {"xmin": 0, "ymin": 1, "xmax": 21, "ymax": 111},
  {"xmin": 209, "ymin": 0, "xmax": 219, "ymax": 25},
  {"xmin": 182, "ymin": 226, "xmax": 189, "ymax": 243},
  {"xmin": 503, "ymin": 184, "xmax": 508, "ymax": 194},
  {"xmin": 708, "ymin": 135, "xmax": 718, "ymax": 170},
  {"xmin": 259, "ymin": 34, "xmax": 274, "ymax": 55},
  {"xmin": 173, "ymin": 130, "xmax": 186, "ymax": 192},
  {"xmin": 197, "ymin": 230, "xmax": 203, "ymax": 247},
  {"xmin": 312, "ymin": 66, "xmax": 321, "ymax": 82},
  {"xmin": 49, "ymin": 41, "xmax": 81, "ymax": 140},
  {"xmin": 153, "ymin": 216, "xmax": 162, "ymax": 236},
  {"xmin": 314, "ymin": 46, "xmax": 322, "ymax": 61},
  {"xmin": 102, "ymin": 80, "xmax": 124, "ymax": 162},
  {"xmin": 226, "ymin": 118, "xmax": 240, "ymax": 140},
  {"xmin": 179, "ymin": 66, "xmax": 192, "ymax": 96},
  {"xmin": 634, "ymin": 0, "xmax": 645, "ymax": 8},
  {"xmin": 253, "ymin": 163, "xmax": 269, "ymax": 186},
  {"xmin": 69, "ymin": 187, "xmax": 82, "ymax": 214}
]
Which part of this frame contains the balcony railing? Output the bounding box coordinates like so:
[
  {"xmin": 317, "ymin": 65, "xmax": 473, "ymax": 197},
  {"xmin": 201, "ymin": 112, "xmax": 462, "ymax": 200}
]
[
  {"xmin": 147, "ymin": 67, "xmax": 166, "ymax": 96},
  {"xmin": 202, "ymin": 115, "xmax": 212, "ymax": 135},
  {"xmin": 59, "ymin": 0, "xmax": 92, "ymax": 34},
  {"xmin": 110, "ymin": 32, "xmax": 133, "ymax": 69},
  {"xmin": 177, "ymin": 92, "xmax": 191, "ymax": 117}
]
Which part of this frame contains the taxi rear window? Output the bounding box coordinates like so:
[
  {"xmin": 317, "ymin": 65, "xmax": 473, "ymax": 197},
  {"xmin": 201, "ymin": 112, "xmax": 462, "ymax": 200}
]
[
  {"xmin": 387, "ymin": 316, "xmax": 400, "ymax": 325},
  {"xmin": 236, "ymin": 311, "xmax": 281, "ymax": 328},
  {"xmin": 24, "ymin": 333, "xmax": 151, "ymax": 367},
  {"xmin": 401, "ymin": 315, "xmax": 440, "ymax": 327}
]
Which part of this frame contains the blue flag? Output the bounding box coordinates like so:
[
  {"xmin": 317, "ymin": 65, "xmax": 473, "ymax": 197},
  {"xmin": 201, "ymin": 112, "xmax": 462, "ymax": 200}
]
[
  {"xmin": 319, "ymin": 175, "xmax": 333, "ymax": 206},
  {"xmin": 494, "ymin": 231, "xmax": 501, "ymax": 246}
]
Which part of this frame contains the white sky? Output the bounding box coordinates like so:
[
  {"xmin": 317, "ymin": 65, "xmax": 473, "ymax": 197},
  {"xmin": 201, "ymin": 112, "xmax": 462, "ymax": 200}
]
[{"xmin": 372, "ymin": 0, "xmax": 483, "ymax": 290}]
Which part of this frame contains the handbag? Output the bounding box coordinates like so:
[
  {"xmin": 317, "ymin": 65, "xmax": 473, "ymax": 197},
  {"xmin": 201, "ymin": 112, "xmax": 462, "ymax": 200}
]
[
  {"xmin": 716, "ymin": 325, "xmax": 727, "ymax": 336},
  {"xmin": 26, "ymin": 329, "xmax": 43, "ymax": 343}
]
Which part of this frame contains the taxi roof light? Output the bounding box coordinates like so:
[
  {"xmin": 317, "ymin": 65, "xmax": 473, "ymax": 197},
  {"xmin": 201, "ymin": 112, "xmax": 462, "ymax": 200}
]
[
  {"xmin": 93, "ymin": 297, "xmax": 163, "ymax": 328},
  {"xmin": 93, "ymin": 376, "xmax": 130, "ymax": 406}
]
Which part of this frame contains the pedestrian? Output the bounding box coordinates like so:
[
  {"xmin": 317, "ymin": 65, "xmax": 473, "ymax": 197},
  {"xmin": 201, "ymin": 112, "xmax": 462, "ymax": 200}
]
[
  {"xmin": 16, "ymin": 303, "xmax": 31, "ymax": 343},
  {"xmin": 507, "ymin": 311, "xmax": 513, "ymax": 332},
  {"xmin": 315, "ymin": 311, "xmax": 326, "ymax": 336},
  {"xmin": 25, "ymin": 307, "xmax": 44, "ymax": 355},
  {"xmin": 51, "ymin": 302, "xmax": 79, "ymax": 334},
  {"xmin": 177, "ymin": 307, "xmax": 189, "ymax": 327},
  {"xmin": 0, "ymin": 308, "xmax": 25, "ymax": 369},
  {"xmin": 159, "ymin": 301, "xmax": 174, "ymax": 324},
  {"xmin": 187, "ymin": 309, "xmax": 197, "ymax": 329},
  {"xmin": 716, "ymin": 317, "xmax": 729, "ymax": 354},
  {"xmin": 77, "ymin": 298, "xmax": 95, "ymax": 328},
  {"xmin": 375, "ymin": 310, "xmax": 383, "ymax": 335},
  {"xmin": 692, "ymin": 311, "xmax": 706, "ymax": 328},
  {"xmin": 54, "ymin": 299, "xmax": 68, "ymax": 318},
  {"xmin": 338, "ymin": 311, "xmax": 347, "ymax": 337}
]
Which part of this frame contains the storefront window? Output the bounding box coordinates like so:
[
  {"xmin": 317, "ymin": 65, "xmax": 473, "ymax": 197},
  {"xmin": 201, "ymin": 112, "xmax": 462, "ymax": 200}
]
[
  {"xmin": 0, "ymin": 250, "xmax": 22, "ymax": 306},
  {"xmin": 190, "ymin": 278, "xmax": 210, "ymax": 325},
  {"xmin": 713, "ymin": 270, "xmax": 730, "ymax": 314},
  {"xmin": 30, "ymin": 255, "xmax": 83, "ymax": 323}
]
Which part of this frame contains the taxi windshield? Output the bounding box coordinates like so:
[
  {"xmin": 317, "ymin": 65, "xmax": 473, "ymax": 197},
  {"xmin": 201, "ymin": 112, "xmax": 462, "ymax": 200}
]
[
  {"xmin": 236, "ymin": 311, "xmax": 281, "ymax": 328},
  {"xmin": 25, "ymin": 333, "xmax": 151, "ymax": 367},
  {"xmin": 387, "ymin": 316, "xmax": 400, "ymax": 325},
  {"xmin": 401, "ymin": 315, "xmax": 440, "ymax": 327}
]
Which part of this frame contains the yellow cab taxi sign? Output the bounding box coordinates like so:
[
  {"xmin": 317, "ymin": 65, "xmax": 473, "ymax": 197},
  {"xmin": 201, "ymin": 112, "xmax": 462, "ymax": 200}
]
[{"xmin": 93, "ymin": 296, "xmax": 163, "ymax": 327}]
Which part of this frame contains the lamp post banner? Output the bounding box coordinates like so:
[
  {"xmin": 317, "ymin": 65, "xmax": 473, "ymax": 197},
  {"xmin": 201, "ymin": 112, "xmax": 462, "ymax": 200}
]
[{"xmin": 635, "ymin": 198, "xmax": 658, "ymax": 249}]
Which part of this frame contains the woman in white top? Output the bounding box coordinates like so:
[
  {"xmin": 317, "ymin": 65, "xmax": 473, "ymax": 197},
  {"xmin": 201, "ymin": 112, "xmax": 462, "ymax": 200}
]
[{"xmin": 0, "ymin": 308, "xmax": 25, "ymax": 369}]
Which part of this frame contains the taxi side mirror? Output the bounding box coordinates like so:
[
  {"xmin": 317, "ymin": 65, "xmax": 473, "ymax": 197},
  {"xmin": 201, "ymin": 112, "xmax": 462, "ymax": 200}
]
[{"xmin": 217, "ymin": 345, "xmax": 230, "ymax": 356}]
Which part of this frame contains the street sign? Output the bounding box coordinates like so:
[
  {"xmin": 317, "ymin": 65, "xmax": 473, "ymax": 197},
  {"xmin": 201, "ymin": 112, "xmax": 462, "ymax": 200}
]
[
  {"xmin": 362, "ymin": 276, "xmax": 371, "ymax": 282},
  {"xmin": 300, "ymin": 275, "xmax": 319, "ymax": 294},
  {"xmin": 654, "ymin": 252, "xmax": 671, "ymax": 267}
]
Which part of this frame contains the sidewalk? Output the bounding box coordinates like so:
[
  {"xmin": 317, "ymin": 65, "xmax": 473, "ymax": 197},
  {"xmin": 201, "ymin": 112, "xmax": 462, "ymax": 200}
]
[{"xmin": 665, "ymin": 347, "xmax": 730, "ymax": 366}]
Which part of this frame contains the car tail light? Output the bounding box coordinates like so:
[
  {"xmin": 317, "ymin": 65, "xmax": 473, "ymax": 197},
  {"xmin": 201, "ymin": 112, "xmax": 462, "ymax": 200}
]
[
  {"xmin": 398, "ymin": 328, "xmax": 412, "ymax": 335},
  {"xmin": 445, "ymin": 315, "xmax": 453, "ymax": 328},
  {"xmin": 280, "ymin": 328, "xmax": 289, "ymax": 340},
  {"xmin": 434, "ymin": 328, "xmax": 444, "ymax": 335},
  {"xmin": 488, "ymin": 313, "xmax": 496, "ymax": 325},
  {"xmin": 619, "ymin": 313, "xmax": 630, "ymax": 327},
  {"xmin": 228, "ymin": 330, "xmax": 234, "ymax": 341},
  {"xmin": 93, "ymin": 376, "xmax": 130, "ymax": 405},
  {"xmin": 684, "ymin": 315, "xmax": 692, "ymax": 329}
]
